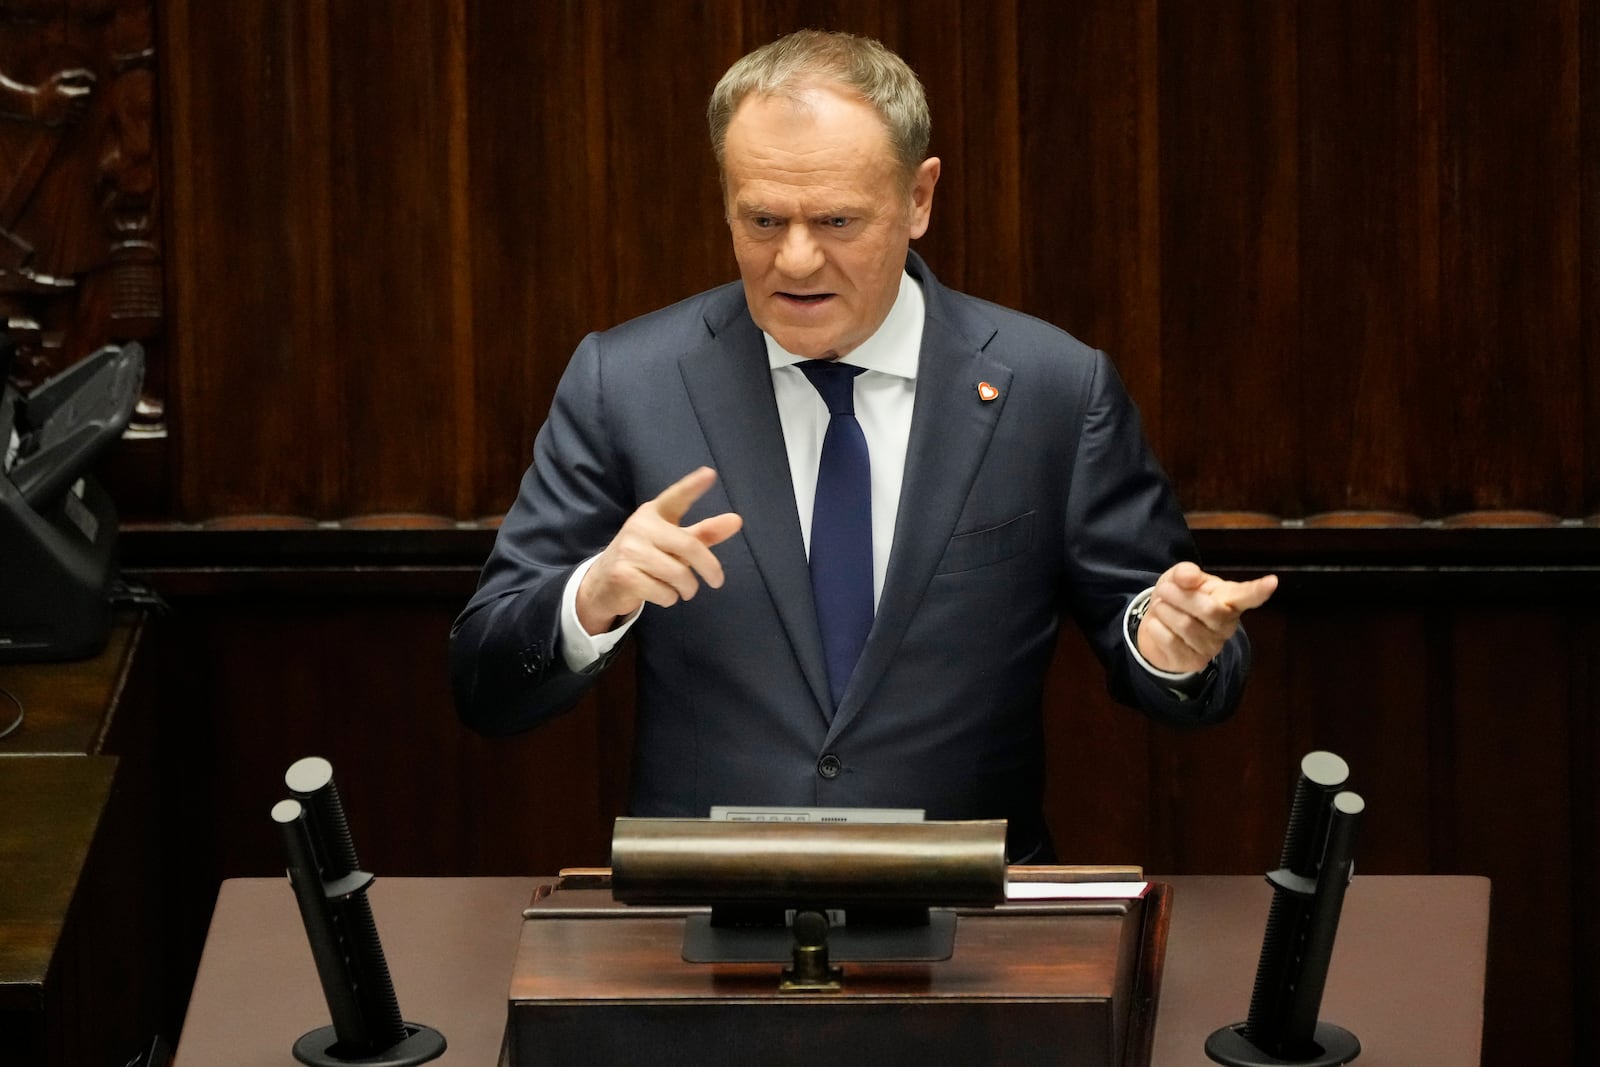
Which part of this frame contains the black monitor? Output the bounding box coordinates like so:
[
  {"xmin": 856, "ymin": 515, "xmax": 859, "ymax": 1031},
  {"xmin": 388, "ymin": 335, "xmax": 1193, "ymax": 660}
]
[{"xmin": 0, "ymin": 341, "xmax": 143, "ymax": 662}]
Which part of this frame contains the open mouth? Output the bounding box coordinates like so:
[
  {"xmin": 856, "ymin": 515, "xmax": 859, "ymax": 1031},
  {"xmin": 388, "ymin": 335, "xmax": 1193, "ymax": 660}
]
[{"xmin": 780, "ymin": 292, "xmax": 833, "ymax": 305}]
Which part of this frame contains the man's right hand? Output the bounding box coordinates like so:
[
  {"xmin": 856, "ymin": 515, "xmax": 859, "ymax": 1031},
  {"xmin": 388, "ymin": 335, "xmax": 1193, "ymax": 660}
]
[{"xmin": 575, "ymin": 466, "xmax": 744, "ymax": 635}]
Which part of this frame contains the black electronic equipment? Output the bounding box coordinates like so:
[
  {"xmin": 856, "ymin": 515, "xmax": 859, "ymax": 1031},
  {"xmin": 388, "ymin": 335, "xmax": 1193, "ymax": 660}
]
[
  {"xmin": 1, "ymin": 340, "xmax": 143, "ymax": 662},
  {"xmin": 1206, "ymin": 751, "xmax": 1364, "ymax": 1066},
  {"xmin": 272, "ymin": 757, "xmax": 445, "ymax": 1067}
]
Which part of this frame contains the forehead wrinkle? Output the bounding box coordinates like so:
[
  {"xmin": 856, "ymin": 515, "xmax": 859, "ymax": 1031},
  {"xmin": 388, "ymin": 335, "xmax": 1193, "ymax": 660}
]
[
  {"xmin": 728, "ymin": 145, "xmax": 876, "ymax": 188},
  {"xmin": 725, "ymin": 146, "xmax": 897, "ymax": 219},
  {"xmin": 732, "ymin": 188, "xmax": 872, "ymax": 218}
]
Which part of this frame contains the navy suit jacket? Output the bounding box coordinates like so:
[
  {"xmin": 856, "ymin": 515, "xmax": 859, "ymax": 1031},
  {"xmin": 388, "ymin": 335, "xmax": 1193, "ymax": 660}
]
[{"xmin": 450, "ymin": 252, "xmax": 1250, "ymax": 859}]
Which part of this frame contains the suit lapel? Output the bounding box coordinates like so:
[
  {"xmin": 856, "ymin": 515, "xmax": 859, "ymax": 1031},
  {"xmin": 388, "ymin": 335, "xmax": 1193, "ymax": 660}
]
[
  {"xmin": 826, "ymin": 265, "xmax": 1011, "ymax": 743},
  {"xmin": 676, "ymin": 263, "xmax": 1012, "ymax": 740},
  {"xmin": 678, "ymin": 299, "xmax": 835, "ymax": 721}
]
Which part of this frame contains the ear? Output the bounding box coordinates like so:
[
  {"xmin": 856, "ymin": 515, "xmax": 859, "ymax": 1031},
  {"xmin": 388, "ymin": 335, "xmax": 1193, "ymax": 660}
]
[{"xmin": 907, "ymin": 156, "xmax": 941, "ymax": 239}]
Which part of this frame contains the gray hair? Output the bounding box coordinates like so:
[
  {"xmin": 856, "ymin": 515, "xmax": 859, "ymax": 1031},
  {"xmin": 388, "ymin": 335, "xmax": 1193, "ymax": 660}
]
[{"xmin": 707, "ymin": 30, "xmax": 931, "ymax": 179}]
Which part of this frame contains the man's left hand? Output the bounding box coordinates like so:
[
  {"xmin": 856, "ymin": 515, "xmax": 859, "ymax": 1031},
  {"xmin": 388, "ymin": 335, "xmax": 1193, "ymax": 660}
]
[{"xmin": 1136, "ymin": 562, "xmax": 1278, "ymax": 674}]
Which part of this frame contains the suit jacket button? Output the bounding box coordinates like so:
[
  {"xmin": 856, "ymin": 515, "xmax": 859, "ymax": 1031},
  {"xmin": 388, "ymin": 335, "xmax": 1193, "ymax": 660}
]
[{"xmin": 817, "ymin": 754, "xmax": 842, "ymax": 780}]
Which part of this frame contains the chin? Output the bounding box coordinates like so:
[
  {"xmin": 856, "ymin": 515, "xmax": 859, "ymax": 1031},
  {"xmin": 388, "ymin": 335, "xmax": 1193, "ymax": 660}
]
[{"xmin": 768, "ymin": 331, "xmax": 835, "ymax": 361}]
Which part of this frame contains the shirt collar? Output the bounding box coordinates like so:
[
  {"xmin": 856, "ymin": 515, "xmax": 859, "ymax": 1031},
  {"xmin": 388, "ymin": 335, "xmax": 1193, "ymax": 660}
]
[{"xmin": 763, "ymin": 270, "xmax": 925, "ymax": 380}]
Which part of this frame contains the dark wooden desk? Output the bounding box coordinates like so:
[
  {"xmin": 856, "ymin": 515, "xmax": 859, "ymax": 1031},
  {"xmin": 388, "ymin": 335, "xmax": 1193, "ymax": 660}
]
[
  {"xmin": 174, "ymin": 874, "xmax": 1487, "ymax": 1066},
  {"xmin": 0, "ymin": 615, "xmax": 157, "ymax": 1066},
  {"xmin": 0, "ymin": 755, "xmax": 118, "ymax": 1011},
  {"xmin": 175, "ymin": 878, "xmax": 532, "ymax": 1067},
  {"xmin": 1152, "ymin": 875, "xmax": 1487, "ymax": 1066},
  {"xmin": 0, "ymin": 614, "xmax": 143, "ymax": 755}
]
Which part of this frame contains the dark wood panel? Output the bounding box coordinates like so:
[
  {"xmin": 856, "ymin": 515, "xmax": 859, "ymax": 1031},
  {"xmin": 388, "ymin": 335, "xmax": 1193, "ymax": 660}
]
[
  {"xmin": 593, "ymin": 4, "xmax": 741, "ymax": 325},
  {"xmin": 1284, "ymin": 610, "xmax": 1434, "ymax": 873},
  {"xmin": 1016, "ymin": 0, "xmax": 1163, "ymax": 434},
  {"xmin": 461, "ymin": 0, "xmax": 593, "ymax": 514},
  {"xmin": 154, "ymin": 599, "xmax": 616, "ymax": 878},
  {"xmin": 1585, "ymin": 0, "xmax": 1600, "ymax": 515},
  {"xmin": 1575, "ymin": 617, "xmax": 1600, "ymax": 1057},
  {"xmin": 1041, "ymin": 627, "xmax": 1157, "ymax": 866},
  {"xmin": 322, "ymin": 0, "xmax": 466, "ymax": 516},
  {"xmin": 147, "ymin": 1, "xmax": 1598, "ymax": 523},
  {"xmin": 1447, "ymin": 611, "xmax": 1575, "ymax": 1064},
  {"xmin": 163, "ymin": 0, "xmax": 341, "ymax": 517},
  {"xmin": 164, "ymin": 1, "xmax": 471, "ymax": 518},
  {"xmin": 1296, "ymin": 0, "xmax": 1440, "ymax": 512},
  {"xmin": 1436, "ymin": 0, "xmax": 1584, "ymax": 513},
  {"xmin": 740, "ymin": 1, "xmax": 891, "ymax": 52},
  {"xmin": 936, "ymin": 2, "xmax": 1024, "ymax": 309},
  {"xmin": 1157, "ymin": 1, "xmax": 1301, "ymax": 512},
  {"xmin": 1148, "ymin": 605, "xmax": 1292, "ymax": 875}
]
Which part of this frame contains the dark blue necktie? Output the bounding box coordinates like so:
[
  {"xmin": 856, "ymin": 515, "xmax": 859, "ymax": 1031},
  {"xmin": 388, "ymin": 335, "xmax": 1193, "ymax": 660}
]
[{"xmin": 798, "ymin": 360, "xmax": 873, "ymax": 710}]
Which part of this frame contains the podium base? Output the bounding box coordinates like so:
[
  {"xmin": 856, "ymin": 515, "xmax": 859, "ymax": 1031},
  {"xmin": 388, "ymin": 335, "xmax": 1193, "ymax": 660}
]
[
  {"xmin": 1205, "ymin": 1021, "xmax": 1360, "ymax": 1066},
  {"xmin": 292, "ymin": 1023, "xmax": 446, "ymax": 1066}
]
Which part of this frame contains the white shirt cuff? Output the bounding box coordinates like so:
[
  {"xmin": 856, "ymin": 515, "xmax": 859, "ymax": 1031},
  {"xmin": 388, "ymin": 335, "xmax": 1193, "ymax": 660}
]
[
  {"xmin": 1124, "ymin": 586, "xmax": 1207, "ymax": 685},
  {"xmin": 559, "ymin": 555, "xmax": 641, "ymax": 672}
]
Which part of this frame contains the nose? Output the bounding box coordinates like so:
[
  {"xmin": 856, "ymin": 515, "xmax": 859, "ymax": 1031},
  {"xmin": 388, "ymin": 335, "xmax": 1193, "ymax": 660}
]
[{"xmin": 774, "ymin": 223, "xmax": 823, "ymax": 279}]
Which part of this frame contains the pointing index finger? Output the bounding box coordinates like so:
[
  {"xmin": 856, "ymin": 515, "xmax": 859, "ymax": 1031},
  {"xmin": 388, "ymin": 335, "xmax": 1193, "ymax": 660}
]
[
  {"xmin": 1216, "ymin": 574, "xmax": 1279, "ymax": 613},
  {"xmin": 652, "ymin": 467, "xmax": 718, "ymax": 525}
]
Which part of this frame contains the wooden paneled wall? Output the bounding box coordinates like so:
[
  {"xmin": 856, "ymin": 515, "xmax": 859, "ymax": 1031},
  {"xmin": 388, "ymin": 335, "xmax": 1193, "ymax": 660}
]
[
  {"xmin": 143, "ymin": 0, "xmax": 1597, "ymax": 524},
  {"xmin": 0, "ymin": 0, "xmax": 1590, "ymax": 1064}
]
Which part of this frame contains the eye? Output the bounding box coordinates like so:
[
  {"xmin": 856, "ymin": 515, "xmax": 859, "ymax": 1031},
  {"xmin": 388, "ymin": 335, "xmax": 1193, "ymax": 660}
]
[
  {"xmin": 743, "ymin": 215, "xmax": 784, "ymax": 236},
  {"xmin": 823, "ymin": 216, "xmax": 852, "ymax": 229}
]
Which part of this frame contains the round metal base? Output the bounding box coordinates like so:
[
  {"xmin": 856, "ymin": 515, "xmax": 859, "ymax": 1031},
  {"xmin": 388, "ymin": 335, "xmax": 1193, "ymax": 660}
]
[
  {"xmin": 292, "ymin": 1023, "xmax": 446, "ymax": 1066},
  {"xmin": 1205, "ymin": 1021, "xmax": 1361, "ymax": 1066}
]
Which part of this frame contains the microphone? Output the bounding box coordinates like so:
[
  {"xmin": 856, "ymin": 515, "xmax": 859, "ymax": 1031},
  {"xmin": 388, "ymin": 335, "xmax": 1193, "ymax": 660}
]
[
  {"xmin": 273, "ymin": 756, "xmax": 446, "ymax": 1066},
  {"xmin": 1206, "ymin": 751, "xmax": 1363, "ymax": 1067}
]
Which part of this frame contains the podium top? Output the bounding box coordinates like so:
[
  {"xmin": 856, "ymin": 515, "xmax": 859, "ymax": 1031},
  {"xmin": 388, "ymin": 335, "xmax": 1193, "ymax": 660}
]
[{"xmin": 509, "ymin": 868, "xmax": 1168, "ymax": 1067}]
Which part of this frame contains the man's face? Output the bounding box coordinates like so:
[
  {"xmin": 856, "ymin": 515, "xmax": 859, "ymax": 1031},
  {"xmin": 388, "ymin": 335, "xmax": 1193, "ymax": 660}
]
[{"xmin": 721, "ymin": 84, "xmax": 939, "ymax": 361}]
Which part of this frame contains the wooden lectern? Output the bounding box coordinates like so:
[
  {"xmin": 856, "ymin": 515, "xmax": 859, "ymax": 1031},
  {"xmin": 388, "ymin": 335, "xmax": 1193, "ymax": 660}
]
[{"xmin": 507, "ymin": 868, "xmax": 1167, "ymax": 1067}]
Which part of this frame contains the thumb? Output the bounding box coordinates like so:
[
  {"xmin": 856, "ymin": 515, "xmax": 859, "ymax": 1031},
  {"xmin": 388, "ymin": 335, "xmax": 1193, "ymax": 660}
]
[{"xmin": 1166, "ymin": 560, "xmax": 1207, "ymax": 590}]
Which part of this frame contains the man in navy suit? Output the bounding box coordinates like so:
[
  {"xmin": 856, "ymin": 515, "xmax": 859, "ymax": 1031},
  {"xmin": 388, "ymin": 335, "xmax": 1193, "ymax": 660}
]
[{"xmin": 451, "ymin": 30, "xmax": 1276, "ymax": 861}]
